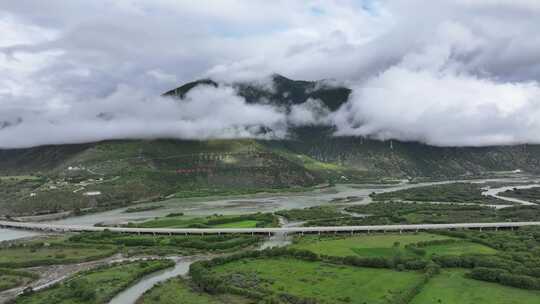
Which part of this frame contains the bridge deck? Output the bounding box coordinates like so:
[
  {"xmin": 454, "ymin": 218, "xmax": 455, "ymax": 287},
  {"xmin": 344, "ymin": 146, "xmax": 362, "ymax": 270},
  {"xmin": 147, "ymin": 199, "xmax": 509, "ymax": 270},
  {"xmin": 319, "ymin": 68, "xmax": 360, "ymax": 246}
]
[{"xmin": 1, "ymin": 221, "xmax": 540, "ymax": 235}]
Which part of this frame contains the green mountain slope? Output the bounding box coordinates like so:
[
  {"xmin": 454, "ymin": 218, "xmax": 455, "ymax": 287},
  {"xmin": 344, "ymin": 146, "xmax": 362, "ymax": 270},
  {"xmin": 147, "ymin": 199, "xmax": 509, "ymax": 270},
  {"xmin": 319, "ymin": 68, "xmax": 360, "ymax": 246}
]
[
  {"xmin": 0, "ymin": 140, "xmax": 323, "ymax": 216},
  {"xmin": 1, "ymin": 138, "xmax": 539, "ymax": 217}
]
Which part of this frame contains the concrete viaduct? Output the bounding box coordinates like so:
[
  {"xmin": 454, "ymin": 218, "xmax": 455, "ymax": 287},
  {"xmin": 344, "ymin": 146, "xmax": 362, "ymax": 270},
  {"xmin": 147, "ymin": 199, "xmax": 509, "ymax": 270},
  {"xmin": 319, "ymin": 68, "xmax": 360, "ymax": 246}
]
[{"xmin": 1, "ymin": 220, "xmax": 540, "ymax": 236}]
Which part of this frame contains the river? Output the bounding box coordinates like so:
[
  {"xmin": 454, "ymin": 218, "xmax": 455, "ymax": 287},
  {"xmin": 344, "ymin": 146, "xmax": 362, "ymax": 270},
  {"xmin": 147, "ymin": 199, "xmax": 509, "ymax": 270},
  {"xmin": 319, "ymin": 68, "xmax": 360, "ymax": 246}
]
[
  {"xmin": 482, "ymin": 184, "xmax": 540, "ymax": 206},
  {"xmin": 0, "ymin": 228, "xmax": 38, "ymax": 242},
  {"xmin": 2, "ymin": 176, "xmax": 537, "ymax": 242},
  {"xmin": 107, "ymin": 221, "xmax": 296, "ymax": 304},
  {"xmin": 108, "ymin": 256, "xmax": 203, "ymax": 304},
  {"xmin": 42, "ymin": 176, "xmax": 539, "ymax": 227}
]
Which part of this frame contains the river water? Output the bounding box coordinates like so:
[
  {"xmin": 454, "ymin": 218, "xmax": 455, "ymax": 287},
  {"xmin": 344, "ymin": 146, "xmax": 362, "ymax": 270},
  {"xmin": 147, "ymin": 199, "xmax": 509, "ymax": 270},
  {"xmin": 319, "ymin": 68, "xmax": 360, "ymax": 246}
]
[
  {"xmin": 42, "ymin": 176, "xmax": 539, "ymax": 227},
  {"xmin": 1, "ymin": 176, "xmax": 538, "ymax": 242},
  {"xmin": 108, "ymin": 256, "xmax": 203, "ymax": 304},
  {"xmin": 481, "ymin": 184, "xmax": 540, "ymax": 206},
  {"xmin": 0, "ymin": 228, "xmax": 38, "ymax": 242},
  {"xmin": 108, "ymin": 220, "xmax": 297, "ymax": 304}
]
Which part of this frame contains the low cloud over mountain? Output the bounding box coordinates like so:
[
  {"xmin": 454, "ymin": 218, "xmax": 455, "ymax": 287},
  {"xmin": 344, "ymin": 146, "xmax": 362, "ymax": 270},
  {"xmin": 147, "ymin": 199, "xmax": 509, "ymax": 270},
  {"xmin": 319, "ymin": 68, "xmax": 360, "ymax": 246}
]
[{"xmin": 1, "ymin": 1, "xmax": 540, "ymax": 148}]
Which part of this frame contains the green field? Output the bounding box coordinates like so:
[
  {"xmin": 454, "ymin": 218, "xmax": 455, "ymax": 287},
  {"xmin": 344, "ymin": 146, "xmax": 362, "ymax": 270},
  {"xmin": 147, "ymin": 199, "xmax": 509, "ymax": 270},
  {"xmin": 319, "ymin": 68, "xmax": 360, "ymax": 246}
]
[
  {"xmin": 410, "ymin": 270, "xmax": 540, "ymax": 304},
  {"xmin": 68, "ymin": 231, "xmax": 261, "ymax": 256},
  {"xmin": 291, "ymin": 233, "xmax": 454, "ymax": 257},
  {"xmin": 15, "ymin": 260, "xmax": 173, "ymax": 304},
  {"xmin": 136, "ymin": 277, "xmax": 252, "ymax": 304},
  {"xmin": 212, "ymin": 220, "xmax": 260, "ymax": 228},
  {"xmin": 0, "ymin": 244, "xmax": 116, "ymax": 268},
  {"xmin": 421, "ymin": 241, "xmax": 496, "ymax": 256},
  {"xmin": 344, "ymin": 202, "xmax": 540, "ymax": 225},
  {"xmin": 0, "ymin": 275, "xmax": 32, "ymax": 292},
  {"xmin": 132, "ymin": 213, "xmax": 276, "ymax": 229},
  {"xmin": 211, "ymin": 257, "xmax": 425, "ymax": 304}
]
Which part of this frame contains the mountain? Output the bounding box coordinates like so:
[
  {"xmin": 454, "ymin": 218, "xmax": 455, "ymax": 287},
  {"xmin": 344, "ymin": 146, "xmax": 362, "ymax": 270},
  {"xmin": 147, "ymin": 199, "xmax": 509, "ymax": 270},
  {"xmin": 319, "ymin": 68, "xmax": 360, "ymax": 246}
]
[
  {"xmin": 1, "ymin": 74, "xmax": 540, "ymax": 217},
  {"xmin": 163, "ymin": 74, "xmax": 351, "ymax": 111}
]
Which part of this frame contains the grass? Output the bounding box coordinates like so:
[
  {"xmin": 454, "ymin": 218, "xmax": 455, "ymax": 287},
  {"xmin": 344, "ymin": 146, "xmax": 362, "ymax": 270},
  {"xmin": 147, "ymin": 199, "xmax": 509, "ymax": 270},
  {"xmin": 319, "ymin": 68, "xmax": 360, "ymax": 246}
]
[
  {"xmin": 290, "ymin": 233, "xmax": 455, "ymax": 257},
  {"xmin": 0, "ymin": 275, "xmax": 32, "ymax": 292},
  {"xmin": 136, "ymin": 277, "xmax": 252, "ymax": 304},
  {"xmin": 0, "ymin": 244, "xmax": 116, "ymax": 268},
  {"xmin": 211, "ymin": 257, "xmax": 425, "ymax": 304},
  {"xmin": 410, "ymin": 269, "xmax": 540, "ymax": 304},
  {"xmin": 422, "ymin": 242, "xmax": 497, "ymax": 256},
  {"xmin": 14, "ymin": 260, "xmax": 173, "ymax": 304},
  {"xmin": 344, "ymin": 202, "xmax": 540, "ymax": 225},
  {"xmin": 212, "ymin": 220, "xmax": 260, "ymax": 228},
  {"xmin": 0, "ymin": 268, "xmax": 37, "ymax": 291},
  {"xmin": 132, "ymin": 213, "xmax": 277, "ymax": 229},
  {"xmin": 68, "ymin": 232, "xmax": 261, "ymax": 255}
]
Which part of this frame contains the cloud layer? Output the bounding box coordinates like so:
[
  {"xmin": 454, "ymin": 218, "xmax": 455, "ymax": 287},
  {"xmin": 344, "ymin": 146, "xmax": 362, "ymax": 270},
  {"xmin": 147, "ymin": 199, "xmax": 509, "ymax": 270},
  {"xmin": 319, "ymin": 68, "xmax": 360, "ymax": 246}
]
[{"xmin": 1, "ymin": 1, "xmax": 540, "ymax": 148}]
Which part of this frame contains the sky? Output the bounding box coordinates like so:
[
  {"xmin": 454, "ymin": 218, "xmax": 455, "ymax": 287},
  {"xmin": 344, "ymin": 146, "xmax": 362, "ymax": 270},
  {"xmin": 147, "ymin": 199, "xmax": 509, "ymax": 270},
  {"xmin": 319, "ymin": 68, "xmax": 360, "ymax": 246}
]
[{"xmin": 1, "ymin": 0, "xmax": 540, "ymax": 148}]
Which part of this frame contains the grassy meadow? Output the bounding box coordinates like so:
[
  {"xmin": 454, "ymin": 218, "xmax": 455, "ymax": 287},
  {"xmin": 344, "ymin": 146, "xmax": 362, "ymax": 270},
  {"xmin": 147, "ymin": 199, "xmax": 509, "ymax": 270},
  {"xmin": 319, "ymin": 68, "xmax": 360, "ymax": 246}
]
[
  {"xmin": 210, "ymin": 257, "xmax": 425, "ymax": 304},
  {"xmin": 290, "ymin": 233, "xmax": 494, "ymax": 258},
  {"xmin": 410, "ymin": 270, "xmax": 540, "ymax": 304},
  {"xmin": 14, "ymin": 260, "xmax": 173, "ymax": 304},
  {"xmin": 136, "ymin": 277, "xmax": 252, "ymax": 304},
  {"xmin": 131, "ymin": 213, "xmax": 277, "ymax": 229},
  {"xmin": 0, "ymin": 243, "xmax": 117, "ymax": 268}
]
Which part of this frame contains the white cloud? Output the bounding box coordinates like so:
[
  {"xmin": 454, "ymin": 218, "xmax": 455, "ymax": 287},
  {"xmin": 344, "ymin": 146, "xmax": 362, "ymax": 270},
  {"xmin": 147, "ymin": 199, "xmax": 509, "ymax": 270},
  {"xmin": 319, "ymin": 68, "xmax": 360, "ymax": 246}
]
[
  {"xmin": 1, "ymin": 0, "xmax": 540, "ymax": 148},
  {"xmin": 289, "ymin": 99, "xmax": 332, "ymax": 126}
]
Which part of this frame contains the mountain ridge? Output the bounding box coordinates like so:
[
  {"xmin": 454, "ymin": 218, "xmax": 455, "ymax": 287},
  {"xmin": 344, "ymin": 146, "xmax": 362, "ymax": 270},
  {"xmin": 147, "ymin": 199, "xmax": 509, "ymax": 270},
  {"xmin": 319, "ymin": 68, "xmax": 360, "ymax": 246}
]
[
  {"xmin": 1, "ymin": 75, "xmax": 540, "ymax": 216},
  {"xmin": 163, "ymin": 74, "xmax": 352, "ymax": 111}
]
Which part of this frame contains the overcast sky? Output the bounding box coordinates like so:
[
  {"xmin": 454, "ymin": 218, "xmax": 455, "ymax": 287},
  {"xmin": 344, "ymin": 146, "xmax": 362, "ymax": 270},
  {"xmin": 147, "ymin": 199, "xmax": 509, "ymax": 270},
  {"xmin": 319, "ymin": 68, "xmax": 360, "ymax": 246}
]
[{"xmin": 1, "ymin": 0, "xmax": 540, "ymax": 148}]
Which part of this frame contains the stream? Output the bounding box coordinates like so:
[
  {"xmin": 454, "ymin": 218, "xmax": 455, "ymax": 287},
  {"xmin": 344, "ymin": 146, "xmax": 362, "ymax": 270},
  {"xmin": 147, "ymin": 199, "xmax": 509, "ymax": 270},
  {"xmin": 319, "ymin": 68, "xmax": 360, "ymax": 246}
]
[
  {"xmin": 481, "ymin": 184, "xmax": 540, "ymax": 206},
  {"xmin": 108, "ymin": 227, "xmax": 295, "ymax": 304},
  {"xmin": 108, "ymin": 256, "xmax": 205, "ymax": 304}
]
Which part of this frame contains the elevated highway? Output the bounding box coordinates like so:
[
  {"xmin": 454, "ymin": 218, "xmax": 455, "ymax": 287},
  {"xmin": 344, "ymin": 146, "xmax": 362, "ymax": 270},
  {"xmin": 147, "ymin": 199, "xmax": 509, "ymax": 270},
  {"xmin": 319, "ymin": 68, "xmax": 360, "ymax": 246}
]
[{"xmin": 1, "ymin": 220, "xmax": 539, "ymax": 236}]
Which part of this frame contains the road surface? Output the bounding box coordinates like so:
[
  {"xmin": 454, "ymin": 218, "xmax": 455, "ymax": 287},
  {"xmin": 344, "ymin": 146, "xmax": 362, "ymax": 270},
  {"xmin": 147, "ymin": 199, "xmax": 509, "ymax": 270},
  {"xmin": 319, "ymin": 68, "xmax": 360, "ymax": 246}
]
[{"xmin": 1, "ymin": 220, "xmax": 539, "ymax": 235}]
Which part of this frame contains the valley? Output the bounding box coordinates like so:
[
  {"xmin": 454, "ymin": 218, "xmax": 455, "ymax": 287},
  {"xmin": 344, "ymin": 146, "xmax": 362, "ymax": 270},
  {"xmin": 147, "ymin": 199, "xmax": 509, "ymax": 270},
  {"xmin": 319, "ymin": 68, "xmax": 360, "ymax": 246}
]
[
  {"xmin": 1, "ymin": 78, "xmax": 540, "ymax": 304},
  {"xmin": 1, "ymin": 176, "xmax": 540, "ymax": 304},
  {"xmin": 3, "ymin": 2, "xmax": 540, "ymax": 303}
]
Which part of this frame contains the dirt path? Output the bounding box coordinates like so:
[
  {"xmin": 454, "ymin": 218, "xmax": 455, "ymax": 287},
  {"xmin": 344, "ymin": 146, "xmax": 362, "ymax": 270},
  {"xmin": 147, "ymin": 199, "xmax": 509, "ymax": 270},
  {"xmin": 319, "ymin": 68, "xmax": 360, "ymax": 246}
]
[{"xmin": 0, "ymin": 253, "xmax": 126, "ymax": 303}]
